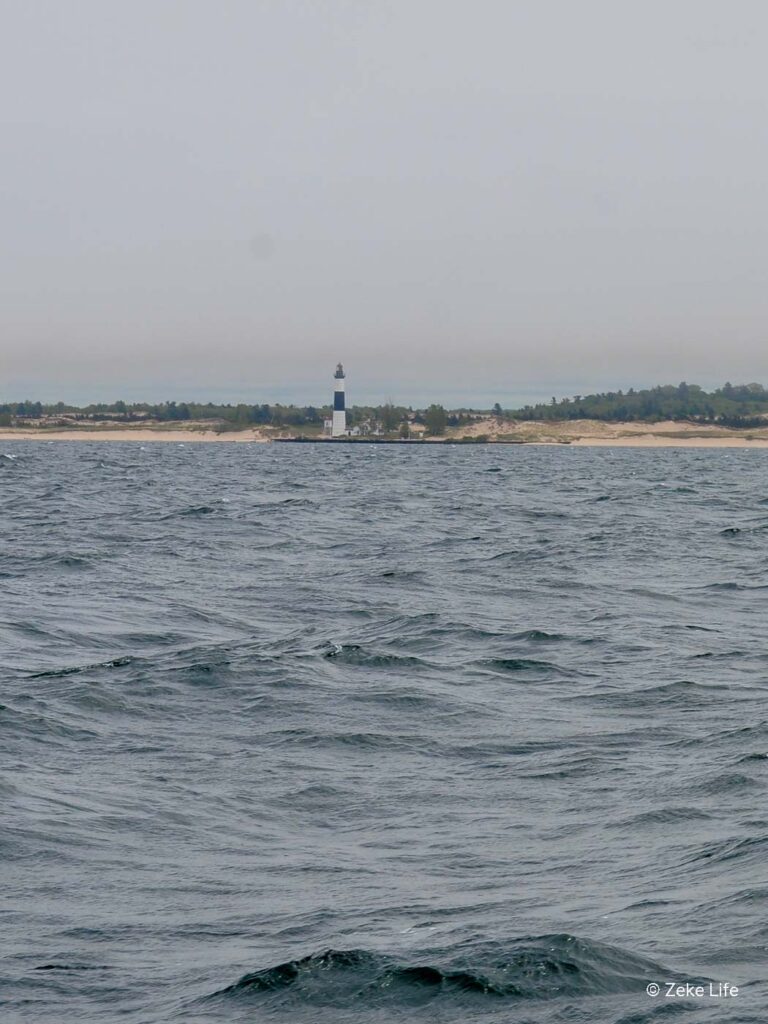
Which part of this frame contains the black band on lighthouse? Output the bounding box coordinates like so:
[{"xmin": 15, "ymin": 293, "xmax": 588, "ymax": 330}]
[{"xmin": 334, "ymin": 392, "xmax": 345, "ymax": 411}]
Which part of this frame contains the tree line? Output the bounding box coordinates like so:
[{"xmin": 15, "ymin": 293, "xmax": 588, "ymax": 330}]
[
  {"xmin": 510, "ymin": 382, "xmax": 768, "ymax": 426},
  {"xmin": 4, "ymin": 383, "xmax": 766, "ymax": 431},
  {"xmin": 0, "ymin": 399, "xmax": 470, "ymax": 435}
]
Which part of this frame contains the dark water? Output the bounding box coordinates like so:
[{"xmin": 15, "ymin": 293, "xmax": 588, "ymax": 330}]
[{"xmin": 2, "ymin": 442, "xmax": 768, "ymax": 1023}]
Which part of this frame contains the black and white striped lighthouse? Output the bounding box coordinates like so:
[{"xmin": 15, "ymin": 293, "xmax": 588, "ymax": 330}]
[{"xmin": 332, "ymin": 362, "xmax": 347, "ymax": 436}]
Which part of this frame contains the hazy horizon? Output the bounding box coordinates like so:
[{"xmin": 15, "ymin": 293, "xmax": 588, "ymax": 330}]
[{"xmin": 3, "ymin": 1, "xmax": 768, "ymax": 404}]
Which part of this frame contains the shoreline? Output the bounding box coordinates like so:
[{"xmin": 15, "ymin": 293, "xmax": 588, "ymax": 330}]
[
  {"xmin": 3, "ymin": 423, "xmax": 768, "ymax": 447},
  {"xmin": 0, "ymin": 428, "xmax": 267, "ymax": 444},
  {"xmin": 1, "ymin": 432, "xmax": 768, "ymax": 448},
  {"xmin": 570, "ymin": 436, "xmax": 768, "ymax": 448}
]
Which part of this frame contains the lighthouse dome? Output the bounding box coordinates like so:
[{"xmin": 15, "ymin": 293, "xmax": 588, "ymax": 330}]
[{"xmin": 334, "ymin": 363, "xmax": 345, "ymax": 379}]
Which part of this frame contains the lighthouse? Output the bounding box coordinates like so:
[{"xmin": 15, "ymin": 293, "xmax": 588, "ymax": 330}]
[{"xmin": 332, "ymin": 362, "xmax": 347, "ymax": 436}]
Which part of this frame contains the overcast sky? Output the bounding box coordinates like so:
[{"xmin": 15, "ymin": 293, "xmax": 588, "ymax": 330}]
[{"xmin": 2, "ymin": 0, "xmax": 767, "ymax": 407}]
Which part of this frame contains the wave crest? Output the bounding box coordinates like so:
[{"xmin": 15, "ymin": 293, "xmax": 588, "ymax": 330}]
[{"xmin": 209, "ymin": 935, "xmax": 679, "ymax": 1006}]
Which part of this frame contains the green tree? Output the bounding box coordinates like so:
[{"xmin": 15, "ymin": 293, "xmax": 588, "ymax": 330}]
[
  {"xmin": 381, "ymin": 403, "xmax": 399, "ymax": 432},
  {"xmin": 425, "ymin": 404, "xmax": 447, "ymax": 435}
]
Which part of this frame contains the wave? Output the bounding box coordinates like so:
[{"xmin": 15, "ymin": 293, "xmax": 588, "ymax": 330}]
[
  {"xmin": 687, "ymin": 886, "xmax": 768, "ymax": 916},
  {"xmin": 610, "ymin": 807, "xmax": 714, "ymax": 828},
  {"xmin": 30, "ymin": 656, "xmax": 134, "ymax": 679},
  {"xmin": 680, "ymin": 720, "xmax": 768, "ymax": 749},
  {"xmin": 0, "ymin": 703, "xmax": 100, "ymax": 745},
  {"xmin": 33, "ymin": 963, "xmax": 109, "ymax": 972},
  {"xmin": 158, "ymin": 504, "xmax": 221, "ymax": 519},
  {"xmin": 685, "ymin": 834, "xmax": 768, "ymax": 867},
  {"xmin": 586, "ymin": 679, "xmax": 731, "ymax": 708},
  {"xmin": 208, "ymin": 935, "xmax": 684, "ymax": 1006},
  {"xmin": 719, "ymin": 522, "xmax": 768, "ymax": 537},
  {"xmin": 697, "ymin": 581, "xmax": 768, "ymax": 592},
  {"xmin": 319, "ymin": 643, "xmax": 427, "ymax": 669},
  {"xmin": 472, "ymin": 657, "xmax": 583, "ymax": 677},
  {"xmin": 508, "ymin": 629, "xmax": 569, "ymax": 642},
  {"xmin": 684, "ymin": 772, "xmax": 763, "ymax": 795},
  {"xmin": 0, "ymin": 551, "xmax": 96, "ymax": 575},
  {"xmin": 263, "ymin": 728, "xmax": 440, "ymax": 754}
]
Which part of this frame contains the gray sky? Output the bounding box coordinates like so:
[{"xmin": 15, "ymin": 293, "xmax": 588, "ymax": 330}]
[{"xmin": 2, "ymin": 0, "xmax": 767, "ymax": 407}]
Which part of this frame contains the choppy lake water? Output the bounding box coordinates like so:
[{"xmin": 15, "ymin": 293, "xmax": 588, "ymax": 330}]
[{"xmin": 2, "ymin": 442, "xmax": 768, "ymax": 1023}]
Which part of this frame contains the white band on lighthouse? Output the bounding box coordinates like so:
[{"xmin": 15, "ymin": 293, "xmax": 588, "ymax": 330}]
[{"xmin": 332, "ymin": 362, "xmax": 346, "ymax": 436}]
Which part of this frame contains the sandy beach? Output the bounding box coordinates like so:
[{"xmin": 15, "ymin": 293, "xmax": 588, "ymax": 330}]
[
  {"xmin": 2, "ymin": 419, "xmax": 768, "ymax": 447},
  {"xmin": 0, "ymin": 427, "xmax": 269, "ymax": 443},
  {"xmin": 571, "ymin": 435, "xmax": 768, "ymax": 447}
]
